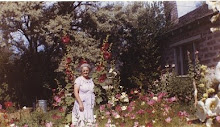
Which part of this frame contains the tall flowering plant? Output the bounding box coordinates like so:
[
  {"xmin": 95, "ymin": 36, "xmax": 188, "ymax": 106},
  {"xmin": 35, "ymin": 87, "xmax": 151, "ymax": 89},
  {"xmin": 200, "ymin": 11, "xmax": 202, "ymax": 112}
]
[{"xmin": 51, "ymin": 34, "xmax": 121, "ymax": 125}]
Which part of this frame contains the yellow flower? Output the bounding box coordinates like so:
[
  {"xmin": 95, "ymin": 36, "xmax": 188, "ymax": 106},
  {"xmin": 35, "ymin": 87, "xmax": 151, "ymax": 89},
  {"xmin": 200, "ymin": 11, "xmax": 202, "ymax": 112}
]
[
  {"xmin": 198, "ymin": 84, "xmax": 205, "ymax": 88},
  {"xmin": 201, "ymin": 98, "xmax": 206, "ymax": 102},
  {"xmin": 201, "ymin": 72, "xmax": 205, "ymax": 77},
  {"xmin": 207, "ymin": 88, "xmax": 215, "ymax": 93},
  {"xmin": 200, "ymin": 65, "xmax": 207, "ymax": 71},
  {"xmin": 203, "ymin": 93, "xmax": 209, "ymax": 98}
]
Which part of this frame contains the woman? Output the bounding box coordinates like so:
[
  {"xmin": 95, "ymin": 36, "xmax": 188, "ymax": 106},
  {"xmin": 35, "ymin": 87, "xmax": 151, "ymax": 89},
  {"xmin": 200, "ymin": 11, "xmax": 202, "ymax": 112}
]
[{"xmin": 72, "ymin": 63, "xmax": 95, "ymax": 127}]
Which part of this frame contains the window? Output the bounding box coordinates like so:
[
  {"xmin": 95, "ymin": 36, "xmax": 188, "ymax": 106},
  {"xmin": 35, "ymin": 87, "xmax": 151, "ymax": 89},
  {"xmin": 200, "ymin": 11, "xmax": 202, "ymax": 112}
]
[{"xmin": 174, "ymin": 42, "xmax": 197, "ymax": 75}]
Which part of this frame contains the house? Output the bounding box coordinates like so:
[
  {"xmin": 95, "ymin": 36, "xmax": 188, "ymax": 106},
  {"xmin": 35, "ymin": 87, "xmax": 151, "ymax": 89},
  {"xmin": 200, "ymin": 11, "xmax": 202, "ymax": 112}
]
[{"xmin": 161, "ymin": 2, "xmax": 219, "ymax": 75}]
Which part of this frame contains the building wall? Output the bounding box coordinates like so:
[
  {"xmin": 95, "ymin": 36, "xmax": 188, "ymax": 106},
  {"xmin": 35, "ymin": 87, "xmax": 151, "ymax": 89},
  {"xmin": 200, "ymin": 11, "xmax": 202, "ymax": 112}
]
[{"xmin": 161, "ymin": 18, "xmax": 220, "ymax": 74}]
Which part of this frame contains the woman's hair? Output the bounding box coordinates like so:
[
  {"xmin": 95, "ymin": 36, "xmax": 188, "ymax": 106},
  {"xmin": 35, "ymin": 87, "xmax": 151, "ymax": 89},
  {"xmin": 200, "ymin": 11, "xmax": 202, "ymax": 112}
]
[{"xmin": 80, "ymin": 63, "xmax": 91, "ymax": 71}]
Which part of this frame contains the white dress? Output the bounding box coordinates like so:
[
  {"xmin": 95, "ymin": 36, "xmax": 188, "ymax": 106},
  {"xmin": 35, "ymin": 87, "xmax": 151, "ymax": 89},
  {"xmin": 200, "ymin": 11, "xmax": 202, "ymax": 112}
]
[{"xmin": 72, "ymin": 76, "xmax": 95, "ymax": 127}]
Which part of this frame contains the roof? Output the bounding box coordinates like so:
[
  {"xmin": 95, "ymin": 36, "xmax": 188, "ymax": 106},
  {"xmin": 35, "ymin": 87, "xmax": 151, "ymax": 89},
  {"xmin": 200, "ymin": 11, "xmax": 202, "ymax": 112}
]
[{"xmin": 168, "ymin": 4, "xmax": 217, "ymax": 33}]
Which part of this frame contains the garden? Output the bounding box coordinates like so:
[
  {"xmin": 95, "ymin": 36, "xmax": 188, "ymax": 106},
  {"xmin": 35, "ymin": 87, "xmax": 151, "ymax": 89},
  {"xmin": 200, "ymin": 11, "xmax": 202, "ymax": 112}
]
[{"xmin": 0, "ymin": 1, "xmax": 220, "ymax": 127}]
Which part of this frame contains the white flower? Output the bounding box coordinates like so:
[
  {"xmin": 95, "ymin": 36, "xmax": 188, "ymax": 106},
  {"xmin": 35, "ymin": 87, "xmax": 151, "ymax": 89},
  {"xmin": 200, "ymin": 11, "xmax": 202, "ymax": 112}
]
[
  {"xmin": 22, "ymin": 106, "xmax": 27, "ymax": 110},
  {"xmin": 109, "ymin": 68, "xmax": 113, "ymax": 73},
  {"xmin": 113, "ymin": 72, "xmax": 117, "ymax": 76},
  {"xmin": 141, "ymin": 101, "xmax": 145, "ymax": 105},
  {"xmin": 171, "ymin": 64, "xmax": 175, "ymax": 68},
  {"xmin": 216, "ymin": 62, "xmax": 220, "ymax": 82},
  {"xmin": 108, "ymin": 96, "xmax": 118, "ymax": 106},
  {"xmin": 134, "ymin": 90, "xmax": 138, "ymax": 94},
  {"xmin": 123, "ymin": 97, "xmax": 129, "ymax": 102},
  {"xmin": 205, "ymin": 96, "xmax": 220, "ymax": 116},
  {"xmin": 218, "ymin": 84, "xmax": 220, "ymax": 91},
  {"xmin": 196, "ymin": 101, "xmax": 207, "ymax": 122},
  {"xmin": 152, "ymin": 97, "xmax": 158, "ymax": 101},
  {"xmin": 102, "ymin": 85, "xmax": 113, "ymax": 90},
  {"xmin": 110, "ymin": 124, "xmax": 116, "ymax": 127},
  {"xmin": 165, "ymin": 65, "xmax": 169, "ymax": 68},
  {"xmin": 114, "ymin": 114, "xmax": 120, "ymax": 119},
  {"xmin": 120, "ymin": 92, "xmax": 128, "ymax": 99},
  {"xmin": 206, "ymin": 118, "xmax": 213, "ymax": 127},
  {"xmin": 10, "ymin": 124, "xmax": 15, "ymax": 127},
  {"xmin": 152, "ymin": 120, "xmax": 156, "ymax": 123},
  {"xmin": 210, "ymin": 27, "xmax": 220, "ymax": 33},
  {"xmin": 64, "ymin": 125, "xmax": 69, "ymax": 127},
  {"xmin": 121, "ymin": 106, "xmax": 127, "ymax": 110}
]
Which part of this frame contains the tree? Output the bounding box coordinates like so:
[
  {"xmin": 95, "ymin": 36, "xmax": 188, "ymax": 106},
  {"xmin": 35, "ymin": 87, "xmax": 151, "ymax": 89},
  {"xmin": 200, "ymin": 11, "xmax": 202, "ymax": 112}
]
[{"xmin": 0, "ymin": 1, "xmax": 98, "ymax": 106}]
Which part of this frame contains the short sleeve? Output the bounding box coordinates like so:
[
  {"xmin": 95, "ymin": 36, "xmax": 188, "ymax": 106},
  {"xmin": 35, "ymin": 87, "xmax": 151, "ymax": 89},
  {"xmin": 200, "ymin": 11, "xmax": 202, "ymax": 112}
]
[{"xmin": 74, "ymin": 77, "xmax": 81, "ymax": 87}]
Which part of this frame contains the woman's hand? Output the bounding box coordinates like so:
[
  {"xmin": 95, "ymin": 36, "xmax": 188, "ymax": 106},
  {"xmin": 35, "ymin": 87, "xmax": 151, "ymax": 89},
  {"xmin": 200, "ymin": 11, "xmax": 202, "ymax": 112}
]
[{"xmin": 79, "ymin": 103, "xmax": 84, "ymax": 112}]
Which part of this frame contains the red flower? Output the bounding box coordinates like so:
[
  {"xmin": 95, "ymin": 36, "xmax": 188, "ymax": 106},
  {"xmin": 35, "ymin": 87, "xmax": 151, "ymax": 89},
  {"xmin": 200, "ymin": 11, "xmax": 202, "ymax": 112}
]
[
  {"xmin": 79, "ymin": 59, "xmax": 88, "ymax": 67},
  {"xmin": 59, "ymin": 107, "xmax": 65, "ymax": 112},
  {"xmin": 98, "ymin": 74, "xmax": 106, "ymax": 83},
  {"xmin": 145, "ymin": 122, "xmax": 153, "ymax": 127},
  {"xmin": 103, "ymin": 51, "xmax": 111, "ymax": 60},
  {"xmin": 66, "ymin": 57, "xmax": 72, "ymax": 64},
  {"xmin": 4, "ymin": 101, "xmax": 13, "ymax": 108},
  {"xmin": 96, "ymin": 65, "xmax": 103, "ymax": 72},
  {"xmin": 62, "ymin": 35, "xmax": 70, "ymax": 44},
  {"xmin": 101, "ymin": 43, "xmax": 109, "ymax": 51},
  {"xmin": 65, "ymin": 69, "xmax": 71, "ymax": 75},
  {"xmin": 68, "ymin": 75, "xmax": 74, "ymax": 81},
  {"xmin": 52, "ymin": 114, "xmax": 61, "ymax": 120}
]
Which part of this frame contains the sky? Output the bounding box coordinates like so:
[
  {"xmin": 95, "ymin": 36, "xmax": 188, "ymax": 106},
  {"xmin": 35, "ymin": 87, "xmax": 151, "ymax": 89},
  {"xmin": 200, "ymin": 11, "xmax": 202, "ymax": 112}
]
[{"xmin": 177, "ymin": 1, "xmax": 203, "ymax": 17}]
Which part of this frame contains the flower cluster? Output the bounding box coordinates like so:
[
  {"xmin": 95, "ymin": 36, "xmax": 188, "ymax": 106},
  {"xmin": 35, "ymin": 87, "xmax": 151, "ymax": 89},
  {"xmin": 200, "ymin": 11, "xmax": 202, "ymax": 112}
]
[
  {"xmin": 206, "ymin": 1, "xmax": 220, "ymax": 33},
  {"xmin": 195, "ymin": 62, "xmax": 220, "ymax": 126},
  {"xmin": 97, "ymin": 90, "xmax": 188, "ymax": 127}
]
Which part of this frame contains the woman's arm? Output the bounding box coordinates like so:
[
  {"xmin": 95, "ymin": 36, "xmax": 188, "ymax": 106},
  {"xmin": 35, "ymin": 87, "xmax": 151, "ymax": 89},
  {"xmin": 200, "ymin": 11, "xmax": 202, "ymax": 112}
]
[{"xmin": 74, "ymin": 84, "xmax": 84, "ymax": 112}]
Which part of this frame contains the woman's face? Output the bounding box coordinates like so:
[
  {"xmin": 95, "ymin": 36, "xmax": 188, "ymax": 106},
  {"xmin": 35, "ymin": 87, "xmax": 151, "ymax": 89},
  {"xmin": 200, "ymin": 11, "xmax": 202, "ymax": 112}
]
[{"xmin": 81, "ymin": 67, "xmax": 90, "ymax": 78}]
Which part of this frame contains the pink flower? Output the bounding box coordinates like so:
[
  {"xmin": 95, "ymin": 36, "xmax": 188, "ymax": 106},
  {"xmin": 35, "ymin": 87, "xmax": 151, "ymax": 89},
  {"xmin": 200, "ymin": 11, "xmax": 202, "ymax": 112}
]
[
  {"xmin": 127, "ymin": 106, "xmax": 134, "ymax": 112},
  {"xmin": 58, "ymin": 107, "xmax": 65, "ymax": 112},
  {"xmin": 0, "ymin": 104, "xmax": 2, "ymax": 109},
  {"xmin": 115, "ymin": 94, "xmax": 121, "ymax": 99},
  {"xmin": 147, "ymin": 99, "xmax": 156, "ymax": 106},
  {"xmin": 146, "ymin": 122, "xmax": 153, "ymax": 127},
  {"xmin": 178, "ymin": 111, "xmax": 189, "ymax": 118},
  {"xmin": 105, "ymin": 111, "xmax": 110, "ymax": 117},
  {"xmin": 52, "ymin": 114, "xmax": 61, "ymax": 120},
  {"xmin": 136, "ymin": 109, "xmax": 145, "ymax": 115},
  {"xmin": 129, "ymin": 101, "xmax": 136, "ymax": 107},
  {"xmin": 134, "ymin": 121, "xmax": 139, "ymax": 127},
  {"xmin": 124, "ymin": 113, "xmax": 130, "ymax": 117},
  {"xmin": 149, "ymin": 92, "xmax": 154, "ymax": 98},
  {"xmin": 165, "ymin": 117, "xmax": 172, "ymax": 123},
  {"xmin": 54, "ymin": 96, "xmax": 61, "ymax": 103},
  {"xmin": 100, "ymin": 105, "xmax": 105, "ymax": 111},
  {"xmin": 216, "ymin": 116, "xmax": 220, "ymax": 123},
  {"xmin": 129, "ymin": 113, "xmax": 136, "ymax": 119},
  {"xmin": 158, "ymin": 92, "xmax": 167, "ymax": 101},
  {"xmin": 164, "ymin": 106, "xmax": 170, "ymax": 113},
  {"xmin": 115, "ymin": 105, "xmax": 122, "ymax": 112},
  {"xmin": 45, "ymin": 122, "xmax": 53, "ymax": 127},
  {"xmin": 23, "ymin": 124, "xmax": 28, "ymax": 127},
  {"xmin": 4, "ymin": 101, "xmax": 13, "ymax": 108},
  {"xmin": 167, "ymin": 96, "xmax": 177, "ymax": 103}
]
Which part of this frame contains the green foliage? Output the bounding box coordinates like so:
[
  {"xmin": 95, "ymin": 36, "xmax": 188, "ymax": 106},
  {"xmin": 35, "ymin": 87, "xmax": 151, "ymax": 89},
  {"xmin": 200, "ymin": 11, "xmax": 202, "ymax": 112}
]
[
  {"xmin": 0, "ymin": 83, "xmax": 11, "ymax": 103},
  {"xmin": 119, "ymin": 2, "xmax": 171, "ymax": 90},
  {"xmin": 159, "ymin": 72, "xmax": 194, "ymax": 104}
]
